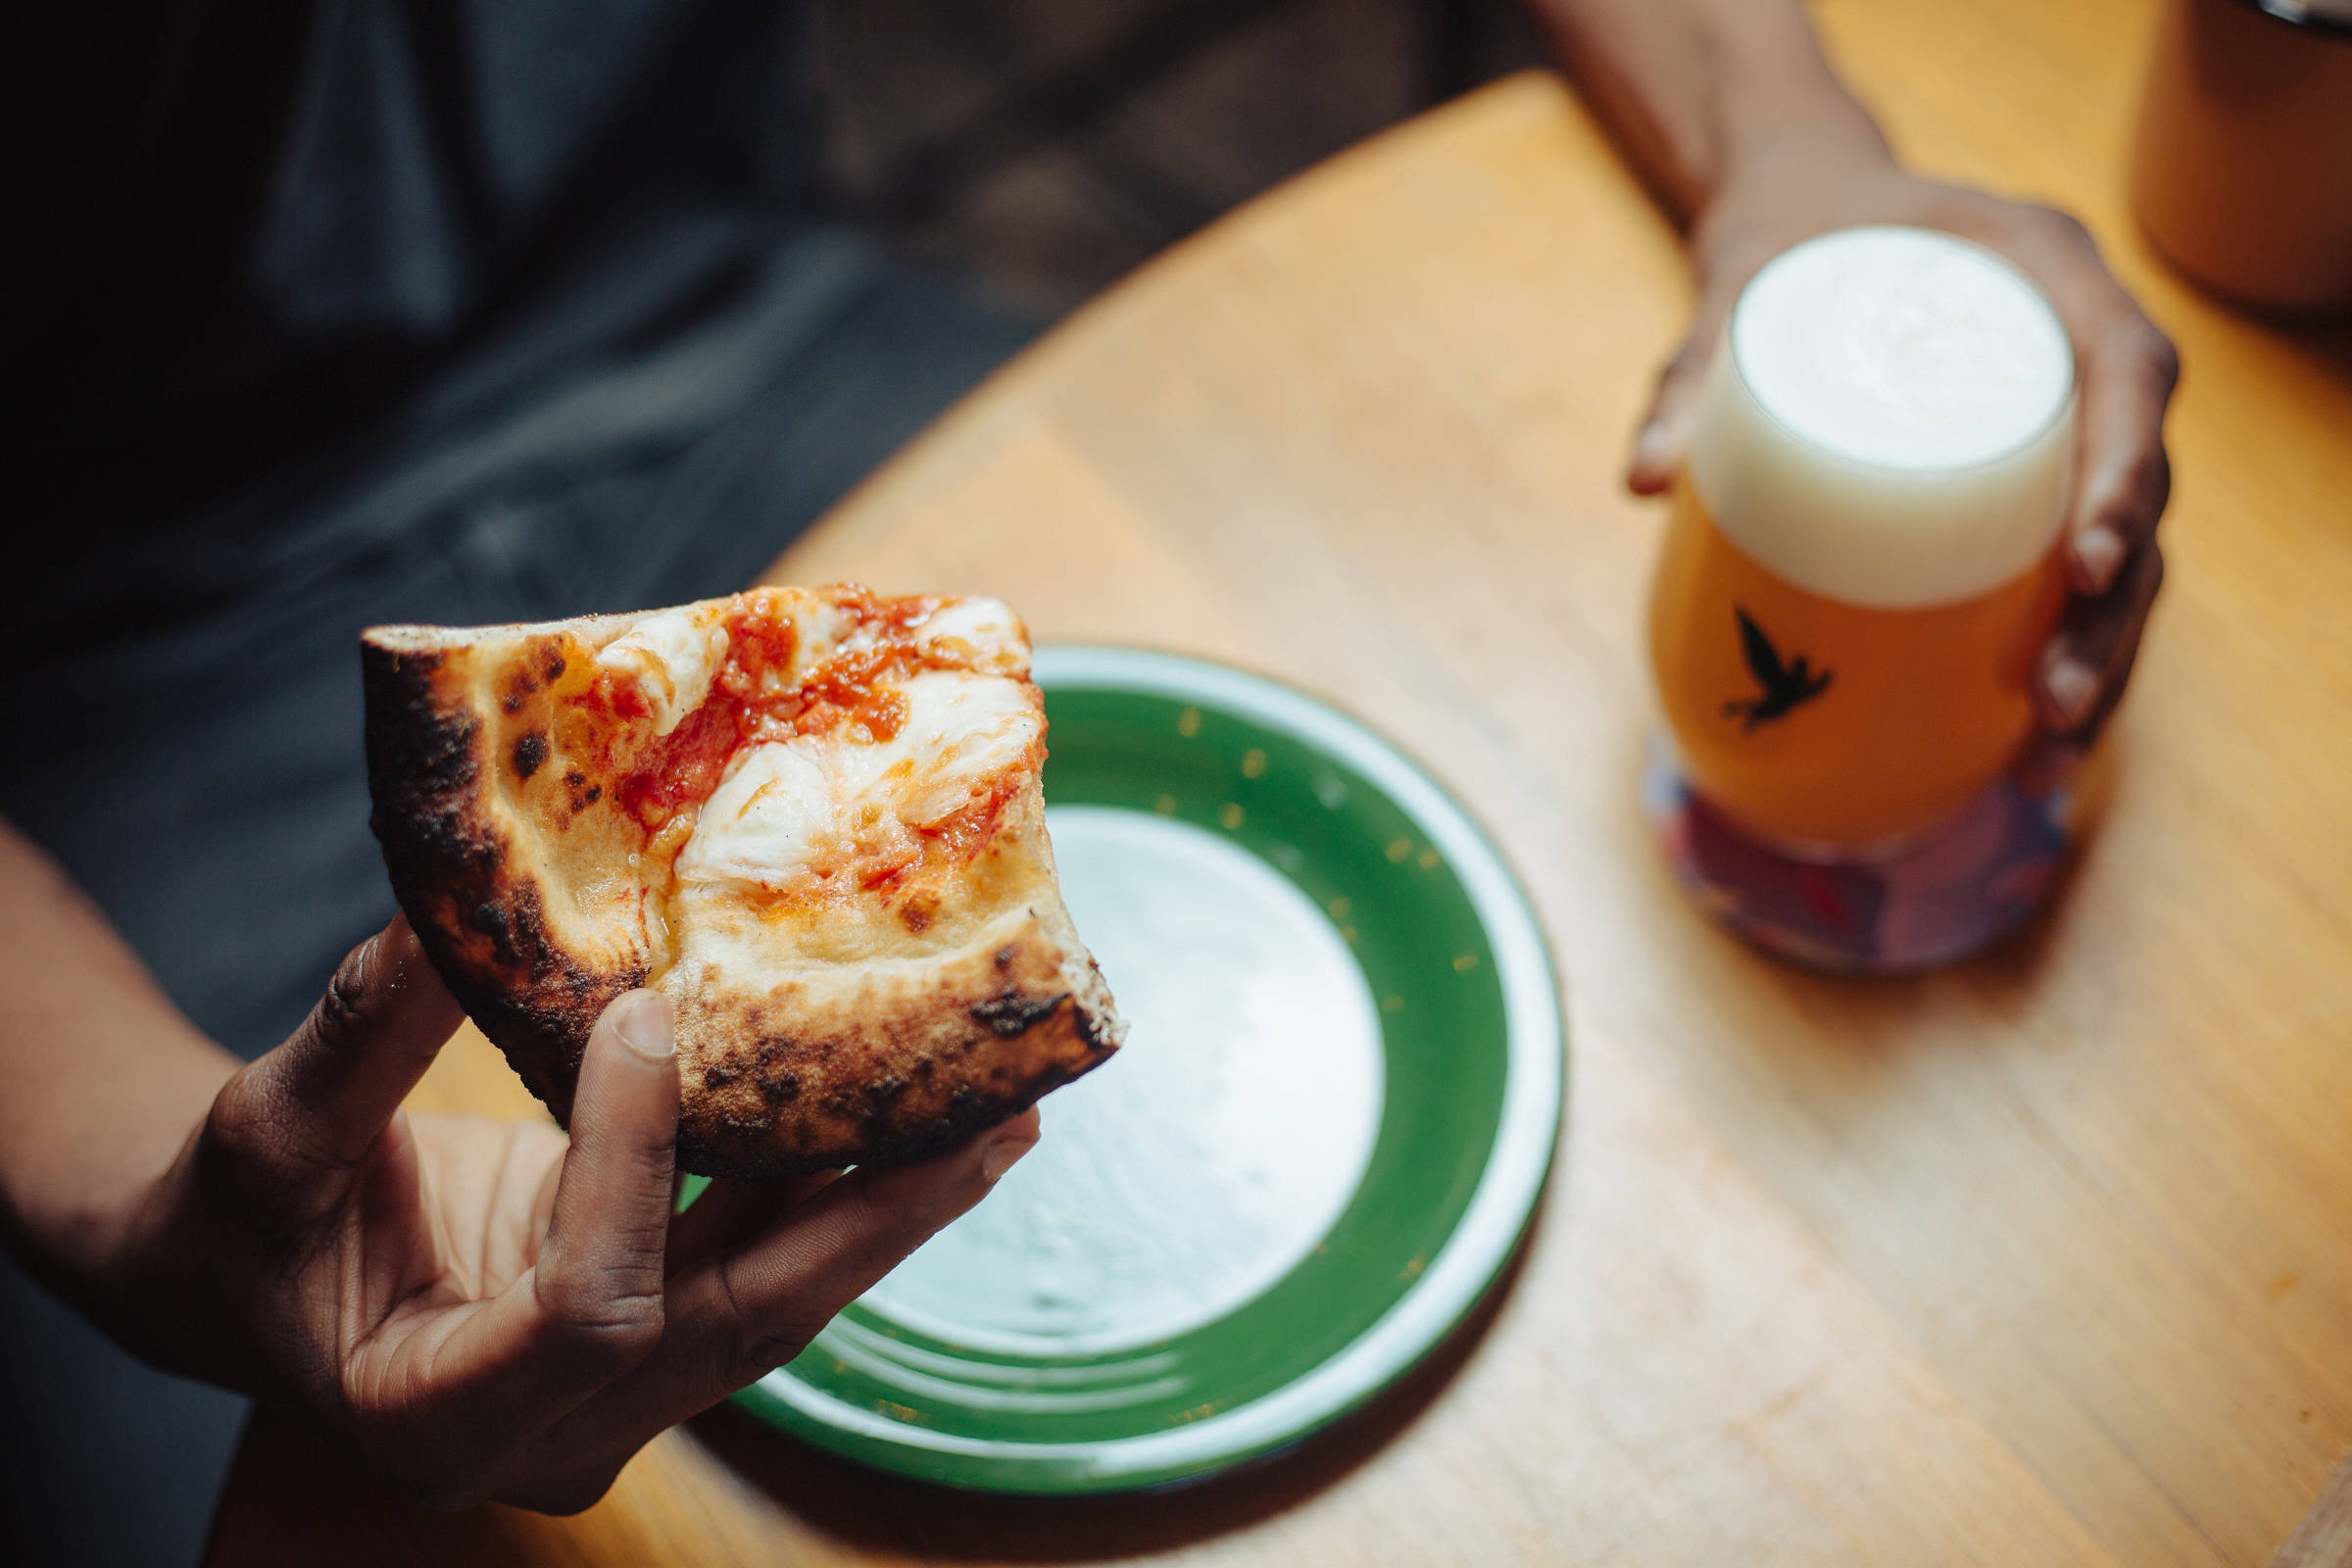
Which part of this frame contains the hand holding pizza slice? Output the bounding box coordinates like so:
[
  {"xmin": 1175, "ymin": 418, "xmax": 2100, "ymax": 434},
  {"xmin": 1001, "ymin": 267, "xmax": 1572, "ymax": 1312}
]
[{"xmin": 363, "ymin": 584, "xmax": 1122, "ymax": 1176}]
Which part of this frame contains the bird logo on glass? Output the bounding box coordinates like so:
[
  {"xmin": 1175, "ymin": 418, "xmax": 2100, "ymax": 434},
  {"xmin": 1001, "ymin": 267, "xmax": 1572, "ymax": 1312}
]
[{"xmin": 1723, "ymin": 606, "xmax": 1833, "ymax": 732}]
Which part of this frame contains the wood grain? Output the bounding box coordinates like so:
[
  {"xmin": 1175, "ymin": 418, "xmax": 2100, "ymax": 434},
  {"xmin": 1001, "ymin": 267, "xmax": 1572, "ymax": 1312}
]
[{"xmin": 208, "ymin": 0, "xmax": 2352, "ymax": 1560}]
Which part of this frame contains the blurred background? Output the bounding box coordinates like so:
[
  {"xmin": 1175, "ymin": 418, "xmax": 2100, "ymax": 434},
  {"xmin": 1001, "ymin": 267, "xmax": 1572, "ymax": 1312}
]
[{"xmin": 808, "ymin": 0, "xmax": 1547, "ymax": 318}]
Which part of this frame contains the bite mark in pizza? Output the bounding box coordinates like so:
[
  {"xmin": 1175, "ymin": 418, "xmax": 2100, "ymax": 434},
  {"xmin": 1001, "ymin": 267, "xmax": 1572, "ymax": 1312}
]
[{"xmin": 361, "ymin": 585, "xmax": 1122, "ymax": 1176}]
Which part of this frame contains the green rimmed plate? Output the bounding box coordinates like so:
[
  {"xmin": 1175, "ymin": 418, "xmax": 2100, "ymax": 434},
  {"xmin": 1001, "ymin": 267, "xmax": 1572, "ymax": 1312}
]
[{"xmin": 731, "ymin": 646, "xmax": 1563, "ymax": 1493}]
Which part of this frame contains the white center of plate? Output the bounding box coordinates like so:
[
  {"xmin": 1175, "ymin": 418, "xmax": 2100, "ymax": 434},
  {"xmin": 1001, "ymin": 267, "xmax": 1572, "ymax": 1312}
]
[{"xmin": 861, "ymin": 805, "xmax": 1386, "ymax": 1355}]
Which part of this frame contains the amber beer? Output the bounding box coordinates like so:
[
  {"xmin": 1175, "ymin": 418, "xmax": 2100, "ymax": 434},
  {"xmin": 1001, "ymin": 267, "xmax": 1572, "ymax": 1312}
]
[{"xmin": 1647, "ymin": 226, "xmax": 2078, "ymax": 855}]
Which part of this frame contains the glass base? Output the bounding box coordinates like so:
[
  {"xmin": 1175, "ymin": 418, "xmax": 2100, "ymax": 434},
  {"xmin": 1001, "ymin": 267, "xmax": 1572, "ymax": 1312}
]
[{"xmin": 1642, "ymin": 739, "xmax": 2081, "ymax": 975}]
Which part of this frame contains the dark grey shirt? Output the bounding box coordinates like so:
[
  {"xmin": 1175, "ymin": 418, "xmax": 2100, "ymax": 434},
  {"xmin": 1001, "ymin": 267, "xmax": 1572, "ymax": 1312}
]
[{"xmin": 15, "ymin": 0, "xmax": 827, "ymax": 645}]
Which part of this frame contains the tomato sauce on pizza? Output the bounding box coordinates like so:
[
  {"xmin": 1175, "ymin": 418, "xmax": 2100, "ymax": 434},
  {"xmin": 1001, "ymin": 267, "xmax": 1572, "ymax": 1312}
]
[{"xmin": 569, "ymin": 586, "xmax": 1044, "ymax": 926}]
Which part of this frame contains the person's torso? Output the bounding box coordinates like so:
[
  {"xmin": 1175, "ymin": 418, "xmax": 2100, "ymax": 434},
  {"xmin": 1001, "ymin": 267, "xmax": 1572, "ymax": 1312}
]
[{"xmin": 15, "ymin": 0, "xmax": 817, "ymax": 623}]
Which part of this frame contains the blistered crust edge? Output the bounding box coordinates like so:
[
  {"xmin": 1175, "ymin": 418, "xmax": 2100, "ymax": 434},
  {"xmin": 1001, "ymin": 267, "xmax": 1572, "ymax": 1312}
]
[
  {"xmin": 361, "ymin": 634, "xmax": 645, "ymax": 1126},
  {"xmin": 665, "ymin": 910, "xmax": 1122, "ymax": 1177}
]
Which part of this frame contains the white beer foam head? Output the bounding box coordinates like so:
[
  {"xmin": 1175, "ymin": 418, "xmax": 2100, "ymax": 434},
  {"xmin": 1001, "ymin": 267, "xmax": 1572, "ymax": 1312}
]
[{"xmin": 1689, "ymin": 226, "xmax": 2077, "ymax": 610}]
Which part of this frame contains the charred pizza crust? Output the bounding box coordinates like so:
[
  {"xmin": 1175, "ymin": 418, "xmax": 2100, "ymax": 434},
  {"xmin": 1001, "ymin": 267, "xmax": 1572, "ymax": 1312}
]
[{"xmin": 361, "ymin": 593, "xmax": 1120, "ymax": 1177}]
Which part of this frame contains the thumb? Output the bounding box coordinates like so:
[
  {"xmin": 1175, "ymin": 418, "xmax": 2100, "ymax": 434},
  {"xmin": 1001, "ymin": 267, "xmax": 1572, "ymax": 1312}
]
[
  {"xmin": 1626, "ymin": 298, "xmax": 1734, "ymax": 497},
  {"xmin": 355, "ymin": 993, "xmax": 681, "ymax": 1455},
  {"xmin": 522, "ymin": 992, "xmax": 679, "ymax": 1389},
  {"xmin": 246, "ymin": 914, "xmax": 465, "ymax": 1173}
]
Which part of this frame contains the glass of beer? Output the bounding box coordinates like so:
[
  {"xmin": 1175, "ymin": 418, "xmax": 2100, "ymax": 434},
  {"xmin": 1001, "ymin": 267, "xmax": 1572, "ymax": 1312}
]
[{"xmin": 1644, "ymin": 225, "xmax": 2079, "ymax": 970}]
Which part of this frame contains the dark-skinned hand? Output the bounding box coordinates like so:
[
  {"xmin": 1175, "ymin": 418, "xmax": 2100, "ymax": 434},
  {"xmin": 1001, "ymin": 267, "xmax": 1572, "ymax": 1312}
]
[{"xmin": 103, "ymin": 915, "xmax": 1037, "ymax": 1513}]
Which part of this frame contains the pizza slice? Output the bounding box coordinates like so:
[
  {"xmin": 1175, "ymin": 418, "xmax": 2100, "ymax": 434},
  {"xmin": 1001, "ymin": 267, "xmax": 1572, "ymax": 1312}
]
[{"xmin": 361, "ymin": 584, "xmax": 1121, "ymax": 1177}]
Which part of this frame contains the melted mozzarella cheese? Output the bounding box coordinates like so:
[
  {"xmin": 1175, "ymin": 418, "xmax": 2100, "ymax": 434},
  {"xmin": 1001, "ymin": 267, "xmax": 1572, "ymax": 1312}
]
[
  {"xmin": 889, "ymin": 667, "xmax": 1040, "ymax": 824},
  {"xmin": 596, "ymin": 605, "xmax": 730, "ymax": 736},
  {"xmin": 783, "ymin": 598, "xmax": 854, "ymax": 686},
  {"xmin": 917, "ymin": 598, "xmax": 1027, "ymax": 675},
  {"xmin": 676, "ymin": 670, "xmax": 1039, "ymax": 889}
]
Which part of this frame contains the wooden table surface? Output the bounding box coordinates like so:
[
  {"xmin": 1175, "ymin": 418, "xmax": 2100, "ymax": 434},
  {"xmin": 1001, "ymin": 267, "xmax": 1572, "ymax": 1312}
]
[{"xmin": 208, "ymin": 0, "xmax": 2352, "ymax": 1561}]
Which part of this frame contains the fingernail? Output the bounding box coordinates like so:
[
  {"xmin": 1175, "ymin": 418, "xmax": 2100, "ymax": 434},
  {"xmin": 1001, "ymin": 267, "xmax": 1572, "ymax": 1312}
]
[
  {"xmin": 616, "ymin": 992, "xmax": 674, "ymax": 1061},
  {"xmin": 2073, "ymin": 526, "xmax": 2125, "ymax": 593},
  {"xmin": 981, "ymin": 1130, "xmax": 1034, "ymax": 1185},
  {"xmin": 2045, "ymin": 657, "xmax": 2100, "ymax": 728}
]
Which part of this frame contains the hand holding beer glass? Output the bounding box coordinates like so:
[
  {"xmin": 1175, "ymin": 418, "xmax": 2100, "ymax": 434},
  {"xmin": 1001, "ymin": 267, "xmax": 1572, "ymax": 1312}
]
[{"xmin": 1644, "ymin": 225, "xmax": 2112, "ymax": 969}]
